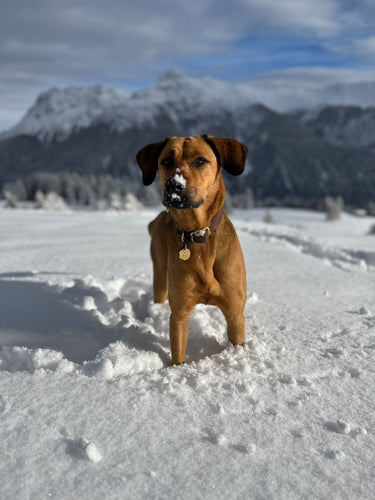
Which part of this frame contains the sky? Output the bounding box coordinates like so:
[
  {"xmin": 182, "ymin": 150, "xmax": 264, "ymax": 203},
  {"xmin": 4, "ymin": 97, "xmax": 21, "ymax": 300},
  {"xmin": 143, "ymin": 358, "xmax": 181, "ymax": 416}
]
[{"xmin": 1, "ymin": 0, "xmax": 375, "ymax": 132}]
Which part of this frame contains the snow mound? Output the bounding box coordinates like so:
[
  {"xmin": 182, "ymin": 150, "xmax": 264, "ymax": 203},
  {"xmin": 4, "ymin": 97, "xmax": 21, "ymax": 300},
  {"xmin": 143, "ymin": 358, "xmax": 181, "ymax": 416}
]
[
  {"xmin": 0, "ymin": 274, "xmax": 232, "ymax": 377},
  {"xmin": 84, "ymin": 341, "xmax": 164, "ymax": 379},
  {"xmin": 0, "ymin": 346, "xmax": 74, "ymax": 373}
]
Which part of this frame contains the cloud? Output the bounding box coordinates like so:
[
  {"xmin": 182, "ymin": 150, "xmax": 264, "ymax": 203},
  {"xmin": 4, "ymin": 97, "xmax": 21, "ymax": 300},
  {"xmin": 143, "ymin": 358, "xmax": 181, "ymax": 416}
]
[
  {"xmin": 1, "ymin": 0, "xmax": 375, "ymax": 130},
  {"xmin": 236, "ymin": 0, "xmax": 340, "ymax": 37},
  {"xmin": 352, "ymin": 36, "xmax": 375, "ymax": 59},
  {"xmin": 1, "ymin": 0, "xmax": 373, "ymax": 80}
]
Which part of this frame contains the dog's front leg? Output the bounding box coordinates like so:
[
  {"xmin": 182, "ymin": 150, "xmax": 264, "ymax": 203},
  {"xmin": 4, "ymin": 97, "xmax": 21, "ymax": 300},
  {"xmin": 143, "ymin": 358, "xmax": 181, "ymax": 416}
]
[
  {"xmin": 224, "ymin": 311, "xmax": 245, "ymax": 346},
  {"xmin": 218, "ymin": 298, "xmax": 246, "ymax": 346},
  {"xmin": 169, "ymin": 306, "xmax": 194, "ymax": 365}
]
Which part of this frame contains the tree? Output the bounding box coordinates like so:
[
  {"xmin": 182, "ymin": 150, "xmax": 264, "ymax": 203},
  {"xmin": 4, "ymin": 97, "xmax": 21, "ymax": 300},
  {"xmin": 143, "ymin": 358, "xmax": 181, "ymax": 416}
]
[{"xmin": 325, "ymin": 196, "xmax": 344, "ymax": 221}]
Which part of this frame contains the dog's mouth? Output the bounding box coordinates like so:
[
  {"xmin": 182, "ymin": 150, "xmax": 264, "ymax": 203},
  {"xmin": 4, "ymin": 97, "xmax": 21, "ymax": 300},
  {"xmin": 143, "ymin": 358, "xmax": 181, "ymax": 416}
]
[{"xmin": 162, "ymin": 192, "xmax": 203, "ymax": 209}]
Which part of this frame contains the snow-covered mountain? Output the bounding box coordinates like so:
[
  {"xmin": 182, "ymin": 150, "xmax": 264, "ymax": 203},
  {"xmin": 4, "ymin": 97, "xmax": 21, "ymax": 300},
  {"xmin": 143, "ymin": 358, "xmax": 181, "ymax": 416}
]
[
  {"xmin": 293, "ymin": 106, "xmax": 375, "ymax": 151},
  {"xmin": 4, "ymin": 70, "xmax": 375, "ymax": 144},
  {"xmin": 2, "ymin": 71, "xmax": 259, "ymax": 143},
  {"xmin": 1, "ymin": 71, "xmax": 375, "ymax": 207},
  {"xmin": 3, "ymin": 85, "xmax": 130, "ymax": 143}
]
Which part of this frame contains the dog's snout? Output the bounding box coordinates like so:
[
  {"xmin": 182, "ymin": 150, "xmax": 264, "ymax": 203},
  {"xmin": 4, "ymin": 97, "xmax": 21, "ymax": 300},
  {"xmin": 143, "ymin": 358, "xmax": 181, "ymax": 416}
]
[
  {"xmin": 165, "ymin": 177, "xmax": 185, "ymax": 194},
  {"xmin": 162, "ymin": 173, "xmax": 201, "ymax": 209}
]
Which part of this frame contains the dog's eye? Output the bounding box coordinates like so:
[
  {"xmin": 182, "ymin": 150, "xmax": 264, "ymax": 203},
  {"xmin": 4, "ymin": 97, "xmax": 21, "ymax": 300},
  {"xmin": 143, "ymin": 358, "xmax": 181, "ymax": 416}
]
[
  {"xmin": 194, "ymin": 157, "xmax": 207, "ymax": 167},
  {"xmin": 161, "ymin": 157, "xmax": 173, "ymax": 167}
]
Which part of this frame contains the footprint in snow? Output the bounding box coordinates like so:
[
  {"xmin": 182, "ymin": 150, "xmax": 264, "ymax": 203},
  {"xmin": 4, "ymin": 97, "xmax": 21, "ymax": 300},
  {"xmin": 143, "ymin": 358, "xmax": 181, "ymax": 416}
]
[
  {"xmin": 230, "ymin": 443, "xmax": 256, "ymax": 454},
  {"xmin": 291, "ymin": 429, "xmax": 304, "ymax": 438},
  {"xmin": 297, "ymin": 376, "xmax": 314, "ymax": 387},
  {"xmin": 339, "ymin": 366, "xmax": 361, "ymax": 378},
  {"xmin": 323, "ymin": 421, "xmax": 367, "ymax": 439},
  {"xmin": 201, "ymin": 429, "xmax": 256, "ymax": 454},
  {"xmin": 325, "ymin": 449, "xmax": 345, "ymax": 460},
  {"xmin": 323, "ymin": 347, "xmax": 345, "ymax": 358},
  {"xmin": 324, "ymin": 420, "xmax": 351, "ymax": 435},
  {"xmin": 348, "ymin": 306, "xmax": 372, "ymax": 317},
  {"xmin": 358, "ymin": 306, "xmax": 371, "ymax": 316},
  {"xmin": 201, "ymin": 429, "xmax": 227, "ymax": 446},
  {"xmin": 278, "ymin": 374, "xmax": 297, "ymax": 386}
]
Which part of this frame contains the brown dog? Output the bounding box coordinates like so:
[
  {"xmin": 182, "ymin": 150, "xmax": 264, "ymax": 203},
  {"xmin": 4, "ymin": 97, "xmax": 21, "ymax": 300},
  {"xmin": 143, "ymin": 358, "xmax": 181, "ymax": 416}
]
[{"xmin": 136, "ymin": 135, "xmax": 248, "ymax": 365}]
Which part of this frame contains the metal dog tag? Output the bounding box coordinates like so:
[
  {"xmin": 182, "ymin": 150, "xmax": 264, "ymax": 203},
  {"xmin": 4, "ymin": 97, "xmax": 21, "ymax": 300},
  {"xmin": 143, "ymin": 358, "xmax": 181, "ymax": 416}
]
[{"xmin": 179, "ymin": 246, "xmax": 191, "ymax": 260}]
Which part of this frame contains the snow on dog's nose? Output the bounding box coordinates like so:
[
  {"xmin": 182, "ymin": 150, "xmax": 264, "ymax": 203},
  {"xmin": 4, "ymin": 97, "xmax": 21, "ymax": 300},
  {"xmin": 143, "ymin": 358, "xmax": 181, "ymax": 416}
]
[
  {"xmin": 163, "ymin": 172, "xmax": 202, "ymax": 209},
  {"xmin": 165, "ymin": 174, "xmax": 186, "ymax": 195},
  {"xmin": 163, "ymin": 174, "xmax": 187, "ymax": 207}
]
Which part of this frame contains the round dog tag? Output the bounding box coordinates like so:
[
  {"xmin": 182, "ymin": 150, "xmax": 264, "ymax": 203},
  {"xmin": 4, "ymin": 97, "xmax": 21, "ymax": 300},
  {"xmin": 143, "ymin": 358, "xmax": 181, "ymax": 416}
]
[{"xmin": 179, "ymin": 247, "xmax": 191, "ymax": 260}]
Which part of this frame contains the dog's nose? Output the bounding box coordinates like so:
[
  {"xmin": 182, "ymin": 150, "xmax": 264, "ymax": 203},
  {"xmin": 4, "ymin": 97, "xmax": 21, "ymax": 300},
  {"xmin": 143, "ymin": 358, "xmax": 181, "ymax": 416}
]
[{"xmin": 165, "ymin": 177, "xmax": 185, "ymax": 194}]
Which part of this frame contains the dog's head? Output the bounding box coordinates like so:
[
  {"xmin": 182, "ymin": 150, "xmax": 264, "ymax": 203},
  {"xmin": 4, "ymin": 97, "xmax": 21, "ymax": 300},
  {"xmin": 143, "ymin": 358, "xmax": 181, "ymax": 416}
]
[{"xmin": 136, "ymin": 135, "xmax": 248, "ymax": 210}]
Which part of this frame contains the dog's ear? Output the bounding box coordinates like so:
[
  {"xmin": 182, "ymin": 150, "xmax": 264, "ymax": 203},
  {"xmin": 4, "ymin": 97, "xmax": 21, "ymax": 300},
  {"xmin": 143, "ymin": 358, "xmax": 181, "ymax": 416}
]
[
  {"xmin": 202, "ymin": 135, "xmax": 248, "ymax": 176},
  {"xmin": 136, "ymin": 139, "xmax": 168, "ymax": 185}
]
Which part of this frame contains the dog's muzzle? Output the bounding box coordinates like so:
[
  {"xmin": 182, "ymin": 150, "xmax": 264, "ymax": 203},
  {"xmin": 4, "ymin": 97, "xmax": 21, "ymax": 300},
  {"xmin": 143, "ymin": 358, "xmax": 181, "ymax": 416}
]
[{"xmin": 163, "ymin": 177, "xmax": 202, "ymax": 209}]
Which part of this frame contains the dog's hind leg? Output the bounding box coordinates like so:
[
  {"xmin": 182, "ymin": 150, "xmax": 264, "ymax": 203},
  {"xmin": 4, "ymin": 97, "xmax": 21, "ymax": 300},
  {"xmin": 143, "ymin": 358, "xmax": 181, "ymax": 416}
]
[
  {"xmin": 151, "ymin": 249, "xmax": 168, "ymax": 303},
  {"xmin": 149, "ymin": 215, "xmax": 168, "ymax": 303}
]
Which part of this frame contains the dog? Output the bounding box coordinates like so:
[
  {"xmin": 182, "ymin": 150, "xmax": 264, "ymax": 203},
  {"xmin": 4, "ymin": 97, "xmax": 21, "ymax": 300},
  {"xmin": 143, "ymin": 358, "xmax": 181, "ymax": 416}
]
[{"xmin": 136, "ymin": 135, "xmax": 248, "ymax": 365}]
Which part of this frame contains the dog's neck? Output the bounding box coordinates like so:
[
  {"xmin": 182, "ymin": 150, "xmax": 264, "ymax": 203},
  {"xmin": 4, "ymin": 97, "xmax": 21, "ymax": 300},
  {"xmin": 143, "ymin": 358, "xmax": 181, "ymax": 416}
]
[{"xmin": 168, "ymin": 181, "xmax": 226, "ymax": 233}]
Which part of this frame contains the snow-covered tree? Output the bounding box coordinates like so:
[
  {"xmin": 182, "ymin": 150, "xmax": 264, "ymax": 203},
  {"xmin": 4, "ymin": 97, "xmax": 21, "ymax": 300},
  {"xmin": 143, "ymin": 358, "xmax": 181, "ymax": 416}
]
[
  {"xmin": 34, "ymin": 191, "xmax": 68, "ymax": 211},
  {"xmin": 123, "ymin": 192, "xmax": 142, "ymax": 211},
  {"xmin": 1, "ymin": 179, "xmax": 27, "ymax": 201},
  {"xmin": 34, "ymin": 190, "xmax": 45, "ymax": 209},
  {"xmin": 325, "ymin": 196, "xmax": 344, "ymax": 221},
  {"xmin": 108, "ymin": 192, "xmax": 123, "ymax": 211},
  {"xmin": 264, "ymin": 209, "xmax": 275, "ymax": 224},
  {"xmin": 3, "ymin": 190, "xmax": 18, "ymax": 208}
]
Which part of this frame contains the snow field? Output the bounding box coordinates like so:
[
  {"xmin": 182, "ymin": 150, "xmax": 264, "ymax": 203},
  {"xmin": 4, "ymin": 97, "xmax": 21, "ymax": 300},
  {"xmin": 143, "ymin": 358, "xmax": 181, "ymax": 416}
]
[{"xmin": 0, "ymin": 207, "xmax": 375, "ymax": 499}]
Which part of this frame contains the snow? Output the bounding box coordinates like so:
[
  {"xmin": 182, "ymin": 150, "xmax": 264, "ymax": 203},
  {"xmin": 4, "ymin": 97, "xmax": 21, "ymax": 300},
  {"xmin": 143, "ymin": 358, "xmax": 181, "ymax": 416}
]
[
  {"xmin": 172, "ymin": 173, "xmax": 186, "ymax": 188},
  {"xmin": 0, "ymin": 206, "xmax": 375, "ymax": 499}
]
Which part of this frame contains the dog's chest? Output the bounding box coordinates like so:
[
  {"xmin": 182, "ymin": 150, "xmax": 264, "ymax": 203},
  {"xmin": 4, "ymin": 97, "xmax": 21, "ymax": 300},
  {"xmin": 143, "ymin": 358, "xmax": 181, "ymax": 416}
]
[{"xmin": 184, "ymin": 252, "xmax": 221, "ymax": 302}]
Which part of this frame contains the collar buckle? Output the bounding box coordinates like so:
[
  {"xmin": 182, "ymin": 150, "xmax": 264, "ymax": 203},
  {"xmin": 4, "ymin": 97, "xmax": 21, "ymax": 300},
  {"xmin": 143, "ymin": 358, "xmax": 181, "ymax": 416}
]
[{"xmin": 188, "ymin": 227, "xmax": 211, "ymax": 243}]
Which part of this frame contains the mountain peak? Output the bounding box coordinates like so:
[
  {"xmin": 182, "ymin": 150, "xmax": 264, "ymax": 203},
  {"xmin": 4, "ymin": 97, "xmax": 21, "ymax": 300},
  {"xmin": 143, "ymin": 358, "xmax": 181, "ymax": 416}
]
[
  {"xmin": 4, "ymin": 85, "xmax": 128, "ymax": 142},
  {"xmin": 157, "ymin": 70, "xmax": 187, "ymax": 87}
]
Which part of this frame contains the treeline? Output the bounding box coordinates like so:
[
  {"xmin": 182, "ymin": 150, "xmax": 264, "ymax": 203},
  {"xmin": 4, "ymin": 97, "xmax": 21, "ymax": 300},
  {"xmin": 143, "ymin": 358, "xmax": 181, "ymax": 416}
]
[
  {"xmin": 0, "ymin": 172, "xmax": 161, "ymax": 207},
  {"xmin": 1, "ymin": 171, "xmax": 256, "ymax": 209}
]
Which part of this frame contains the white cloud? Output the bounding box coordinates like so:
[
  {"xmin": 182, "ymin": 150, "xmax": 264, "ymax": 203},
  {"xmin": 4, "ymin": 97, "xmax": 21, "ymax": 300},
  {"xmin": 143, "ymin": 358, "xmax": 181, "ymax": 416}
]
[
  {"xmin": 353, "ymin": 36, "xmax": 375, "ymax": 59},
  {"xmin": 1, "ymin": 0, "xmax": 375, "ymax": 130},
  {"xmin": 237, "ymin": 0, "xmax": 341, "ymax": 37}
]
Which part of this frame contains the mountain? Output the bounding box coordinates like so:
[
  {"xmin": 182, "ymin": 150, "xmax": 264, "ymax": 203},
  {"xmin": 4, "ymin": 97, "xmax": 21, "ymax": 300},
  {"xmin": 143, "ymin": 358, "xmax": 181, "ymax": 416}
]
[
  {"xmin": 1, "ymin": 71, "xmax": 375, "ymax": 208},
  {"xmin": 292, "ymin": 106, "xmax": 375, "ymax": 152}
]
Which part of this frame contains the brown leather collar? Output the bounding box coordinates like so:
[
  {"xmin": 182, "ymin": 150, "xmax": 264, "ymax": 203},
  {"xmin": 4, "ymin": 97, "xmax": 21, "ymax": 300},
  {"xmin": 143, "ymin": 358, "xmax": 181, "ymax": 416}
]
[{"xmin": 176, "ymin": 207, "xmax": 224, "ymax": 244}]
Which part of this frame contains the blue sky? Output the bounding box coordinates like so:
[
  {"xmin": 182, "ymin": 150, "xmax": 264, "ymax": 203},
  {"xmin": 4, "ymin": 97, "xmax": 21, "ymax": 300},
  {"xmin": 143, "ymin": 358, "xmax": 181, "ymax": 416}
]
[{"xmin": 1, "ymin": 0, "xmax": 375, "ymax": 131}]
